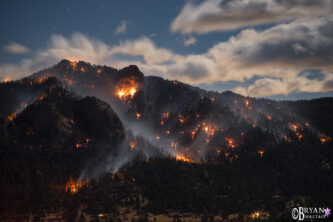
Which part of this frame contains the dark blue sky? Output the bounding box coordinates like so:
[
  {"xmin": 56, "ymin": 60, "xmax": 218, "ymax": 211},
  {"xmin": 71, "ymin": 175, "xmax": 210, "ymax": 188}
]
[
  {"xmin": 1, "ymin": 0, "xmax": 333, "ymax": 100},
  {"xmin": 1, "ymin": 0, "xmax": 232, "ymax": 62}
]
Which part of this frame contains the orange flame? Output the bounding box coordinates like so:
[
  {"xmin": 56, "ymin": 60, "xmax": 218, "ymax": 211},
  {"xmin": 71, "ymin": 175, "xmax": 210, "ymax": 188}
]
[
  {"xmin": 129, "ymin": 141, "xmax": 136, "ymax": 150},
  {"xmin": 3, "ymin": 77, "xmax": 11, "ymax": 83},
  {"xmin": 7, "ymin": 113, "xmax": 17, "ymax": 121},
  {"xmin": 65, "ymin": 177, "xmax": 84, "ymax": 194},
  {"xmin": 175, "ymin": 154, "xmax": 196, "ymax": 163},
  {"xmin": 320, "ymin": 134, "xmax": 331, "ymax": 144},
  {"xmin": 161, "ymin": 112, "xmax": 169, "ymax": 119},
  {"xmin": 226, "ymin": 137, "xmax": 237, "ymax": 148},
  {"xmin": 115, "ymin": 78, "xmax": 138, "ymax": 100},
  {"xmin": 258, "ymin": 150, "xmax": 264, "ymax": 157}
]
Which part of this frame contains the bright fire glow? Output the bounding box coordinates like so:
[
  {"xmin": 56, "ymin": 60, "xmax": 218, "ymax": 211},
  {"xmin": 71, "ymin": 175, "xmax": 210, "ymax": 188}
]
[
  {"xmin": 175, "ymin": 154, "xmax": 195, "ymax": 163},
  {"xmin": 129, "ymin": 141, "xmax": 135, "ymax": 150},
  {"xmin": 290, "ymin": 124, "xmax": 298, "ymax": 131},
  {"xmin": 7, "ymin": 113, "xmax": 17, "ymax": 121},
  {"xmin": 3, "ymin": 77, "xmax": 11, "ymax": 83},
  {"xmin": 320, "ymin": 134, "xmax": 331, "ymax": 144},
  {"xmin": 226, "ymin": 137, "xmax": 236, "ymax": 148},
  {"xmin": 162, "ymin": 112, "xmax": 169, "ymax": 119},
  {"xmin": 65, "ymin": 177, "xmax": 84, "ymax": 194},
  {"xmin": 115, "ymin": 78, "xmax": 138, "ymax": 100},
  {"xmin": 258, "ymin": 150, "xmax": 264, "ymax": 157}
]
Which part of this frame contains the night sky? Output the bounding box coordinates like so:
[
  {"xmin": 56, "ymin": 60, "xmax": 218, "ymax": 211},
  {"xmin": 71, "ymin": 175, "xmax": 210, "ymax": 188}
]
[{"xmin": 1, "ymin": 0, "xmax": 333, "ymax": 100}]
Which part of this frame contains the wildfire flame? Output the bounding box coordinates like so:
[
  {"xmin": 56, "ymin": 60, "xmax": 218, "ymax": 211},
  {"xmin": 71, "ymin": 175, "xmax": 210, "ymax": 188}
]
[
  {"xmin": 258, "ymin": 150, "xmax": 264, "ymax": 157},
  {"xmin": 3, "ymin": 77, "xmax": 11, "ymax": 83},
  {"xmin": 7, "ymin": 113, "xmax": 17, "ymax": 121},
  {"xmin": 129, "ymin": 141, "xmax": 136, "ymax": 150},
  {"xmin": 226, "ymin": 137, "xmax": 236, "ymax": 148},
  {"xmin": 162, "ymin": 112, "xmax": 169, "ymax": 119},
  {"xmin": 320, "ymin": 134, "xmax": 331, "ymax": 144},
  {"xmin": 115, "ymin": 78, "xmax": 138, "ymax": 100},
  {"xmin": 65, "ymin": 177, "xmax": 84, "ymax": 194},
  {"xmin": 175, "ymin": 154, "xmax": 196, "ymax": 163}
]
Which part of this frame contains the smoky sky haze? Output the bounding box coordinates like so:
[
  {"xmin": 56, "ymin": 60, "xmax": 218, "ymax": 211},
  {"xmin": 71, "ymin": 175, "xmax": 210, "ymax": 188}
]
[{"xmin": 1, "ymin": 0, "xmax": 333, "ymax": 100}]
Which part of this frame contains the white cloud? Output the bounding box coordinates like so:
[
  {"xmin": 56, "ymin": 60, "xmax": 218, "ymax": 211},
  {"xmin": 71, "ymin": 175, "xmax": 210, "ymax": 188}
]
[
  {"xmin": 171, "ymin": 0, "xmax": 333, "ymax": 34},
  {"xmin": 115, "ymin": 20, "xmax": 128, "ymax": 34},
  {"xmin": 184, "ymin": 36, "xmax": 197, "ymax": 46},
  {"xmin": 4, "ymin": 42, "xmax": 30, "ymax": 54},
  {"xmin": 233, "ymin": 75, "xmax": 333, "ymax": 97},
  {"xmin": 110, "ymin": 37, "xmax": 184, "ymax": 65},
  {"xmin": 1, "ymin": 16, "xmax": 333, "ymax": 96}
]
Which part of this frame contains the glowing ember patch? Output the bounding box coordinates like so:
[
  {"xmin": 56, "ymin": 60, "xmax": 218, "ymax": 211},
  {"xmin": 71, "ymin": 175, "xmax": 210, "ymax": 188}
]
[
  {"xmin": 70, "ymin": 61, "xmax": 77, "ymax": 69},
  {"xmin": 226, "ymin": 137, "xmax": 236, "ymax": 148},
  {"xmin": 3, "ymin": 77, "xmax": 11, "ymax": 83},
  {"xmin": 26, "ymin": 128, "xmax": 34, "ymax": 136},
  {"xmin": 296, "ymin": 132, "xmax": 303, "ymax": 140},
  {"xmin": 162, "ymin": 112, "xmax": 170, "ymax": 119},
  {"xmin": 258, "ymin": 150, "xmax": 264, "ymax": 157},
  {"xmin": 7, "ymin": 113, "xmax": 17, "ymax": 121},
  {"xmin": 171, "ymin": 141, "xmax": 178, "ymax": 149},
  {"xmin": 129, "ymin": 142, "xmax": 135, "ymax": 150},
  {"xmin": 65, "ymin": 177, "xmax": 84, "ymax": 194},
  {"xmin": 76, "ymin": 143, "xmax": 83, "ymax": 148},
  {"xmin": 290, "ymin": 124, "xmax": 298, "ymax": 131},
  {"xmin": 178, "ymin": 115, "xmax": 186, "ymax": 124},
  {"xmin": 118, "ymin": 90, "xmax": 125, "ymax": 97},
  {"xmin": 130, "ymin": 88, "xmax": 136, "ymax": 96},
  {"xmin": 115, "ymin": 78, "xmax": 138, "ymax": 100},
  {"xmin": 320, "ymin": 134, "xmax": 331, "ymax": 144},
  {"xmin": 250, "ymin": 211, "xmax": 260, "ymax": 219},
  {"xmin": 155, "ymin": 136, "xmax": 160, "ymax": 140},
  {"xmin": 266, "ymin": 114, "xmax": 272, "ymax": 120},
  {"xmin": 39, "ymin": 94, "xmax": 47, "ymax": 100},
  {"xmin": 284, "ymin": 136, "xmax": 292, "ymax": 142},
  {"xmin": 63, "ymin": 77, "xmax": 74, "ymax": 85},
  {"xmin": 136, "ymin": 113, "xmax": 141, "ymax": 120},
  {"xmin": 175, "ymin": 154, "xmax": 196, "ymax": 163},
  {"xmin": 191, "ymin": 124, "xmax": 201, "ymax": 139}
]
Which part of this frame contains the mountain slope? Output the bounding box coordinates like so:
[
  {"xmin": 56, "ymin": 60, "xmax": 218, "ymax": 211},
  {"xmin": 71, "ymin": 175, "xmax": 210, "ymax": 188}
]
[{"xmin": 0, "ymin": 60, "xmax": 332, "ymax": 220}]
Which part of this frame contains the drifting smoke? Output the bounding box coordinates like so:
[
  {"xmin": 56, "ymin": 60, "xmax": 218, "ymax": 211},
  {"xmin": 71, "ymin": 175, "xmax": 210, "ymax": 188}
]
[{"xmin": 14, "ymin": 59, "xmax": 331, "ymax": 180}]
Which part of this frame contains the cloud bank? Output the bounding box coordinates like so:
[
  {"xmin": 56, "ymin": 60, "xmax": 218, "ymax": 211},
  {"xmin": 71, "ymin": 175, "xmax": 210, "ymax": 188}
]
[
  {"xmin": 1, "ymin": 15, "xmax": 333, "ymax": 97},
  {"xmin": 171, "ymin": 0, "xmax": 333, "ymax": 34},
  {"xmin": 4, "ymin": 42, "xmax": 30, "ymax": 54}
]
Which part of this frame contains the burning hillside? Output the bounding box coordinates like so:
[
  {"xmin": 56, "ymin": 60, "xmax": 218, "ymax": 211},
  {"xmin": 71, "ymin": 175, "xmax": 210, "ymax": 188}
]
[{"xmin": 0, "ymin": 60, "xmax": 332, "ymax": 220}]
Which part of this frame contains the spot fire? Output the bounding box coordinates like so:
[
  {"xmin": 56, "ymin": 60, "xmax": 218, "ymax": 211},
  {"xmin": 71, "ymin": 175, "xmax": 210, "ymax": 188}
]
[
  {"xmin": 65, "ymin": 177, "xmax": 84, "ymax": 194},
  {"xmin": 115, "ymin": 78, "xmax": 138, "ymax": 100}
]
